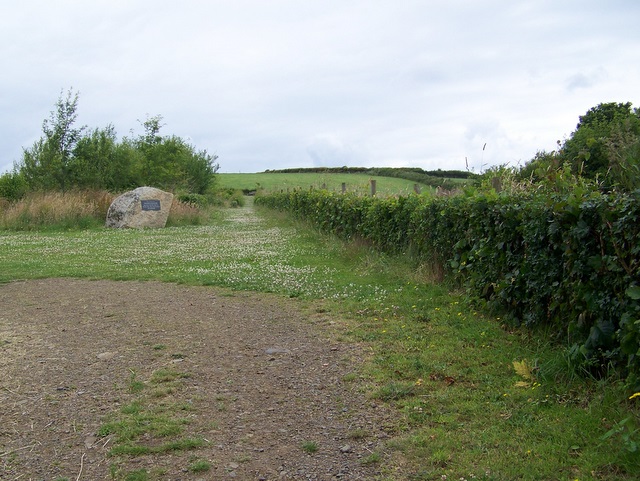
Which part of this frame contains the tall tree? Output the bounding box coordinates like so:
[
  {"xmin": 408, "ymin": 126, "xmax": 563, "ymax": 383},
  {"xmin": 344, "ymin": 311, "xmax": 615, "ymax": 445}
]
[
  {"xmin": 20, "ymin": 88, "xmax": 85, "ymax": 190},
  {"xmin": 562, "ymin": 102, "xmax": 640, "ymax": 182}
]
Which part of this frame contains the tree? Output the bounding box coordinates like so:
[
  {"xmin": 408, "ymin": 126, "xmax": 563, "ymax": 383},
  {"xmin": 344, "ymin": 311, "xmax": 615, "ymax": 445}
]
[
  {"xmin": 20, "ymin": 88, "xmax": 85, "ymax": 190},
  {"xmin": 0, "ymin": 170, "xmax": 27, "ymax": 201},
  {"xmin": 70, "ymin": 125, "xmax": 122, "ymax": 189},
  {"xmin": 519, "ymin": 102, "xmax": 640, "ymax": 191},
  {"xmin": 561, "ymin": 102, "xmax": 640, "ymax": 183},
  {"xmin": 133, "ymin": 116, "xmax": 219, "ymax": 194},
  {"xmin": 15, "ymin": 92, "xmax": 219, "ymax": 194}
]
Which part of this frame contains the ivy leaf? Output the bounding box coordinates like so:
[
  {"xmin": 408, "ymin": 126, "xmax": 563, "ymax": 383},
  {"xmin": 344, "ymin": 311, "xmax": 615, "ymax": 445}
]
[{"xmin": 626, "ymin": 286, "xmax": 640, "ymax": 300}]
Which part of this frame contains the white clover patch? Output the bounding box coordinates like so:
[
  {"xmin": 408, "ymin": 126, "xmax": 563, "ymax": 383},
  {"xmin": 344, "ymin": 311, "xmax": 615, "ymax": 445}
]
[{"xmin": 0, "ymin": 204, "xmax": 391, "ymax": 304}]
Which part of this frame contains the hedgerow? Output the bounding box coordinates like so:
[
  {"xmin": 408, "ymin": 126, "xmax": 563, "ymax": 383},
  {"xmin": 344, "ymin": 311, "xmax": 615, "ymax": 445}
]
[{"xmin": 256, "ymin": 188, "xmax": 640, "ymax": 389}]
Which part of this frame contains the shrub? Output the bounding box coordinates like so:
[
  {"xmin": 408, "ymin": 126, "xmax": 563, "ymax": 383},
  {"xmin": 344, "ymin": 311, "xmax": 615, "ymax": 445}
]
[
  {"xmin": 0, "ymin": 171, "xmax": 28, "ymax": 201},
  {"xmin": 256, "ymin": 188, "xmax": 640, "ymax": 389}
]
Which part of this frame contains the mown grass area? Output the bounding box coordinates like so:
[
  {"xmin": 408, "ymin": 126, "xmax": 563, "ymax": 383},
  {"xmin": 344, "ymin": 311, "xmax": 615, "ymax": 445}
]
[
  {"xmin": 217, "ymin": 172, "xmax": 437, "ymax": 196},
  {"xmin": 1, "ymin": 200, "xmax": 638, "ymax": 480}
]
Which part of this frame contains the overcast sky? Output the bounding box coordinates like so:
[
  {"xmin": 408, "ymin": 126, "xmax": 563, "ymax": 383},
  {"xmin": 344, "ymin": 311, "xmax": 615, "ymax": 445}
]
[{"xmin": 1, "ymin": 0, "xmax": 639, "ymax": 174}]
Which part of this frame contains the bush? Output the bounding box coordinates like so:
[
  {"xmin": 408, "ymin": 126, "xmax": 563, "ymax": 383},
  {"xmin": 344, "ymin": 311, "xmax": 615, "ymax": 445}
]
[
  {"xmin": 0, "ymin": 171, "xmax": 28, "ymax": 201},
  {"xmin": 210, "ymin": 188, "xmax": 245, "ymax": 208},
  {"xmin": 177, "ymin": 193, "xmax": 209, "ymax": 207},
  {"xmin": 256, "ymin": 188, "xmax": 640, "ymax": 389}
]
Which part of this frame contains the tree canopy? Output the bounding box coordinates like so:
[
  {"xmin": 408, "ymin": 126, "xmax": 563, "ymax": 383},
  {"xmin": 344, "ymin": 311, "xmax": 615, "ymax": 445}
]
[
  {"xmin": 12, "ymin": 89, "xmax": 219, "ymax": 196},
  {"xmin": 520, "ymin": 102, "xmax": 640, "ymax": 191}
]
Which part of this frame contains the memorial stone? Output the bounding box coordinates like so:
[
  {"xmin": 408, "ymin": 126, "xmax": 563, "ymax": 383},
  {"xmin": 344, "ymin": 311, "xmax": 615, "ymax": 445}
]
[{"xmin": 105, "ymin": 187, "xmax": 173, "ymax": 228}]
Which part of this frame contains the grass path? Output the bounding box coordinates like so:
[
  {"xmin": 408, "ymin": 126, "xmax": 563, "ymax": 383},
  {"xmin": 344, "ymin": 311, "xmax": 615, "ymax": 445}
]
[{"xmin": 0, "ymin": 200, "xmax": 638, "ymax": 480}]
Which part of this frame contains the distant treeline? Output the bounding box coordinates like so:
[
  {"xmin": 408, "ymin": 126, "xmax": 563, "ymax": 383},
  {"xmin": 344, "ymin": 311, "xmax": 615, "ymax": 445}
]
[{"xmin": 263, "ymin": 167, "xmax": 478, "ymax": 189}]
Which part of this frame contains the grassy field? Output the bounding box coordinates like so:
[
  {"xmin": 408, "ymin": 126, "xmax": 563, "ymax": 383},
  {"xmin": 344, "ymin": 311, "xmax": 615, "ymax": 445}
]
[
  {"xmin": 217, "ymin": 172, "xmax": 435, "ymax": 196},
  {"xmin": 1, "ymin": 201, "xmax": 638, "ymax": 480}
]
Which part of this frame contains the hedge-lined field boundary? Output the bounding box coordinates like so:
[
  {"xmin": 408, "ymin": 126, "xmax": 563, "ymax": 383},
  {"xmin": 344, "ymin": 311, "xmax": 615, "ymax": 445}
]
[{"xmin": 256, "ymin": 189, "xmax": 640, "ymax": 388}]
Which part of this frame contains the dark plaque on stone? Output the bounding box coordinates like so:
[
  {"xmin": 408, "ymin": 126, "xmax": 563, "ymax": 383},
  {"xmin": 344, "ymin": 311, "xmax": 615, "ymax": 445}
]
[{"xmin": 141, "ymin": 199, "xmax": 161, "ymax": 211}]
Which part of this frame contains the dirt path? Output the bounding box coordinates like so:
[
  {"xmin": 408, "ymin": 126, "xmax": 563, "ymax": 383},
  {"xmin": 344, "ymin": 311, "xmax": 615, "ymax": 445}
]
[{"xmin": 0, "ymin": 278, "xmax": 397, "ymax": 480}]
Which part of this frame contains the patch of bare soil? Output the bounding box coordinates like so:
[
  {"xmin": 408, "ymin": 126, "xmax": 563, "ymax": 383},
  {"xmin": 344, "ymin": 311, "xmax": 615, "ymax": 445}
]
[{"xmin": 0, "ymin": 279, "xmax": 397, "ymax": 480}]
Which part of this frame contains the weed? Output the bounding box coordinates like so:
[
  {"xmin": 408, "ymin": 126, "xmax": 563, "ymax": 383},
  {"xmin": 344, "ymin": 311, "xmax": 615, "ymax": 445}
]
[
  {"xmin": 347, "ymin": 428, "xmax": 369, "ymax": 440},
  {"xmin": 342, "ymin": 372, "xmax": 358, "ymax": 382},
  {"xmin": 234, "ymin": 453, "xmax": 252, "ymax": 463},
  {"xmin": 361, "ymin": 452, "xmax": 381, "ymax": 464},
  {"xmin": 127, "ymin": 369, "xmax": 145, "ymax": 393},
  {"xmin": 301, "ymin": 441, "xmax": 319, "ymax": 453},
  {"xmin": 123, "ymin": 469, "xmax": 149, "ymax": 481},
  {"xmin": 374, "ymin": 381, "xmax": 415, "ymax": 401},
  {"xmin": 189, "ymin": 459, "xmax": 211, "ymax": 473}
]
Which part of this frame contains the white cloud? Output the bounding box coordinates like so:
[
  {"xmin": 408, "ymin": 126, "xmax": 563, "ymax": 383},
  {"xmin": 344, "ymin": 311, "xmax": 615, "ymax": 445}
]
[{"xmin": 1, "ymin": 0, "xmax": 639, "ymax": 175}]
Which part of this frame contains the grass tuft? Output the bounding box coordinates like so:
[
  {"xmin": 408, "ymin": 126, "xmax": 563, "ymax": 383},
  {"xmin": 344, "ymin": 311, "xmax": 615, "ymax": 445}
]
[{"xmin": 301, "ymin": 441, "xmax": 319, "ymax": 453}]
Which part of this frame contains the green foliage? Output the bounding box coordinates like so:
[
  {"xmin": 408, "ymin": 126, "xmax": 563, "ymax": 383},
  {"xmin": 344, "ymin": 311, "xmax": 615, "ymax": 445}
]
[
  {"xmin": 522, "ymin": 102, "xmax": 640, "ymax": 191},
  {"xmin": 177, "ymin": 193, "xmax": 209, "ymax": 207},
  {"xmin": 14, "ymin": 92, "xmax": 219, "ymax": 195},
  {"xmin": 209, "ymin": 187, "xmax": 246, "ymax": 207},
  {"xmin": 70, "ymin": 125, "xmax": 126, "ymax": 190},
  {"xmin": 301, "ymin": 441, "xmax": 319, "ymax": 453},
  {"xmin": 188, "ymin": 460, "xmax": 211, "ymax": 473},
  {"xmin": 20, "ymin": 88, "xmax": 85, "ymax": 191},
  {"xmin": 0, "ymin": 170, "xmax": 28, "ymax": 201},
  {"xmin": 256, "ymin": 187, "xmax": 640, "ymax": 388},
  {"xmin": 602, "ymin": 416, "xmax": 638, "ymax": 454}
]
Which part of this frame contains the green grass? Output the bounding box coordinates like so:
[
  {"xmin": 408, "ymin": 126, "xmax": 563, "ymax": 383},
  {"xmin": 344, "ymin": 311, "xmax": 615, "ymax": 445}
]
[
  {"xmin": 1, "ymin": 199, "xmax": 638, "ymax": 480},
  {"xmin": 217, "ymin": 172, "xmax": 435, "ymax": 196},
  {"xmin": 98, "ymin": 360, "xmax": 205, "ymax": 471},
  {"xmin": 301, "ymin": 441, "xmax": 319, "ymax": 453},
  {"xmin": 189, "ymin": 459, "xmax": 211, "ymax": 473}
]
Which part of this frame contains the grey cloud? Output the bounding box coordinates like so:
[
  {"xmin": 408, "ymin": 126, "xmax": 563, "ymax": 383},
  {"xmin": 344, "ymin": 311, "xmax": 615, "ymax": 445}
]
[
  {"xmin": 1, "ymin": 1, "xmax": 639, "ymax": 175},
  {"xmin": 566, "ymin": 68, "xmax": 607, "ymax": 91},
  {"xmin": 306, "ymin": 135, "xmax": 369, "ymax": 168}
]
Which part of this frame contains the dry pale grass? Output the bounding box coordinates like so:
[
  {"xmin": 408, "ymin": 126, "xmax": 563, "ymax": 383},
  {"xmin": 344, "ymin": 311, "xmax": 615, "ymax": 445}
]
[
  {"xmin": 0, "ymin": 190, "xmax": 115, "ymax": 229},
  {"xmin": 167, "ymin": 198, "xmax": 209, "ymax": 226},
  {"xmin": 0, "ymin": 190, "xmax": 213, "ymax": 229}
]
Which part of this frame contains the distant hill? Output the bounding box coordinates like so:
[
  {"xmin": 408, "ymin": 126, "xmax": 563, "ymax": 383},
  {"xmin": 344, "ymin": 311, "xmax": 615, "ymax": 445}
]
[{"xmin": 263, "ymin": 167, "xmax": 477, "ymax": 190}]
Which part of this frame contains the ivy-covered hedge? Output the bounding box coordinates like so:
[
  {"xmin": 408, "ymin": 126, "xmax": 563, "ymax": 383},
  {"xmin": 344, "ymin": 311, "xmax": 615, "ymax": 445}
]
[{"xmin": 256, "ymin": 189, "xmax": 640, "ymax": 388}]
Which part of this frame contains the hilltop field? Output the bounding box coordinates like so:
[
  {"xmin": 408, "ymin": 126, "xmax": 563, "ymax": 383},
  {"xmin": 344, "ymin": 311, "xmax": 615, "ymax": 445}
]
[{"xmin": 216, "ymin": 169, "xmax": 470, "ymax": 196}]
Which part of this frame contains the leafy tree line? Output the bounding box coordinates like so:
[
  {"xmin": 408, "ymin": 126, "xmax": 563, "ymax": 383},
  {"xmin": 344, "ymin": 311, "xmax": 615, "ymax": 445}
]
[
  {"xmin": 264, "ymin": 166, "xmax": 475, "ymax": 178},
  {"xmin": 0, "ymin": 89, "xmax": 219, "ymax": 200},
  {"xmin": 519, "ymin": 102, "xmax": 640, "ymax": 191}
]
